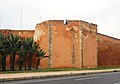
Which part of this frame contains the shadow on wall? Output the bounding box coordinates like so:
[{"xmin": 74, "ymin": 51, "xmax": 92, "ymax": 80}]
[{"xmin": 98, "ymin": 33, "xmax": 120, "ymax": 67}]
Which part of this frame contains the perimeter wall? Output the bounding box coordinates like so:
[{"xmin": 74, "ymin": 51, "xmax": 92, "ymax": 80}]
[
  {"xmin": 35, "ymin": 20, "xmax": 97, "ymax": 68},
  {"xmin": 98, "ymin": 33, "xmax": 120, "ymax": 67},
  {"xmin": 1, "ymin": 20, "xmax": 120, "ymax": 68}
]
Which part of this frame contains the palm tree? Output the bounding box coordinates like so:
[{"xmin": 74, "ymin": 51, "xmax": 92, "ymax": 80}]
[
  {"xmin": 35, "ymin": 48, "xmax": 46, "ymax": 70},
  {"xmin": 17, "ymin": 37, "xmax": 28, "ymax": 70},
  {"xmin": 0, "ymin": 55, "xmax": 1, "ymax": 71},
  {"xmin": 0, "ymin": 33, "xmax": 9, "ymax": 71},
  {"xmin": 25, "ymin": 37, "xmax": 39, "ymax": 70},
  {"xmin": 16, "ymin": 41, "xmax": 23, "ymax": 70},
  {"xmin": 7, "ymin": 34, "xmax": 21, "ymax": 71},
  {"xmin": 0, "ymin": 33, "xmax": 46, "ymax": 71}
]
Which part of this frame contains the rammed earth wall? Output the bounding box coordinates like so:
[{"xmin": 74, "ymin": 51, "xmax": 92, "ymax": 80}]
[
  {"xmin": 35, "ymin": 20, "xmax": 97, "ymax": 68},
  {"xmin": 98, "ymin": 33, "xmax": 120, "ymax": 67},
  {"xmin": 1, "ymin": 20, "xmax": 120, "ymax": 68}
]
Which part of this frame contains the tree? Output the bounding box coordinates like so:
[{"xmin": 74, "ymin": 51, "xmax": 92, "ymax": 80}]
[
  {"xmin": 7, "ymin": 34, "xmax": 21, "ymax": 71},
  {"xmin": 0, "ymin": 33, "xmax": 46, "ymax": 71},
  {"xmin": 17, "ymin": 37, "xmax": 28, "ymax": 70},
  {"xmin": 16, "ymin": 37, "xmax": 24, "ymax": 70},
  {"xmin": 0, "ymin": 33, "xmax": 9, "ymax": 71},
  {"xmin": 35, "ymin": 48, "xmax": 46, "ymax": 70},
  {"xmin": 24, "ymin": 37, "xmax": 39, "ymax": 70}
]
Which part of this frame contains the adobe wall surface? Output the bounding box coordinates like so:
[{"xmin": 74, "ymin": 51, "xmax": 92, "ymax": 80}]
[
  {"xmin": 51, "ymin": 20, "xmax": 81, "ymax": 68},
  {"xmin": 98, "ymin": 34, "xmax": 120, "ymax": 67},
  {"xmin": 35, "ymin": 20, "xmax": 98, "ymax": 68},
  {"xmin": 0, "ymin": 29, "xmax": 35, "ymax": 37},
  {"xmin": 34, "ymin": 20, "xmax": 80, "ymax": 68},
  {"xmin": 34, "ymin": 21, "xmax": 49, "ymax": 68},
  {"xmin": 3, "ymin": 20, "xmax": 120, "ymax": 69},
  {"xmin": 81, "ymin": 22, "xmax": 98, "ymax": 68}
]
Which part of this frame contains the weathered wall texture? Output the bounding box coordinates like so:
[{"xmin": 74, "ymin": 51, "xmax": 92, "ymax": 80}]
[
  {"xmin": 0, "ymin": 29, "xmax": 34, "ymax": 37},
  {"xmin": 35, "ymin": 20, "xmax": 80, "ymax": 68},
  {"xmin": 51, "ymin": 20, "xmax": 81, "ymax": 68},
  {"xmin": 2, "ymin": 20, "xmax": 120, "ymax": 68},
  {"xmin": 34, "ymin": 21, "xmax": 49, "ymax": 68},
  {"xmin": 82, "ymin": 22, "xmax": 97, "ymax": 68},
  {"xmin": 35, "ymin": 20, "xmax": 98, "ymax": 68},
  {"xmin": 98, "ymin": 34, "xmax": 120, "ymax": 67}
]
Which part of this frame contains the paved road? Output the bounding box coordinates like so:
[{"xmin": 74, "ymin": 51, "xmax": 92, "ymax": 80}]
[{"xmin": 1, "ymin": 72, "xmax": 120, "ymax": 84}]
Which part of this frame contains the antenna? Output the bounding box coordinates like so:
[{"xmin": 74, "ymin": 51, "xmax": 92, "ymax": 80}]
[{"xmin": 0, "ymin": 15, "xmax": 1, "ymax": 28}]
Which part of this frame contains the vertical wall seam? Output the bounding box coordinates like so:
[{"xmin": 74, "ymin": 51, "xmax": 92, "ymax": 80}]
[
  {"xmin": 48, "ymin": 21, "xmax": 52, "ymax": 68},
  {"xmin": 79, "ymin": 22, "xmax": 83, "ymax": 68},
  {"xmin": 96, "ymin": 35, "xmax": 98, "ymax": 67}
]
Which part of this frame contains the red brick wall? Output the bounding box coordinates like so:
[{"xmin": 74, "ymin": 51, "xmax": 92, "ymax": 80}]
[{"xmin": 98, "ymin": 34, "xmax": 120, "ymax": 67}]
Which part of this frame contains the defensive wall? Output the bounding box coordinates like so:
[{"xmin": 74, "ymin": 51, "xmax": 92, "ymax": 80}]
[
  {"xmin": 34, "ymin": 20, "xmax": 97, "ymax": 68},
  {"xmin": 0, "ymin": 20, "xmax": 120, "ymax": 68},
  {"xmin": 97, "ymin": 33, "xmax": 120, "ymax": 67}
]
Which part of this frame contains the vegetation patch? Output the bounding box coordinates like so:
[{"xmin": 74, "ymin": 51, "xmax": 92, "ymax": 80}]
[
  {"xmin": 0, "ymin": 66, "xmax": 120, "ymax": 74},
  {"xmin": 0, "ymin": 33, "xmax": 46, "ymax": 71}
]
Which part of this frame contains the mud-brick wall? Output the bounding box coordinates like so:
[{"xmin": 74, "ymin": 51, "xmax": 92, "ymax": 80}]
[
  {"xmin": 98, "ymin": 34, "xmax": 120, "ymax": 67},
  {"xmin": 35, "ymin": 20, "xmax": 81, "ymax": 68},
  {"xmin": 34, "ymin": 21, "xmax": 49, "ymax": 68},
  {"xmin": 81, "ymin": 21, "xmax": 98, "ymax": 68},
  {"xmin": 0, "ymin": 29, "xmax": 35, "ymax": 37},
  {"xmin": 35, "ymin": 20, "xmax": 98, "ymax": 68},
  {"xmin": 51, "ymin": 20, "xmax": 81, "ymax": 68}
]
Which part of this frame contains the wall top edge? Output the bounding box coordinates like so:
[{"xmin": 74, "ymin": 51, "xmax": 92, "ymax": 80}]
[
  {"xmin": 98, "ymin": 33, "xmax": 120, "ymax": 41},
  {"xmin": 37, "ymin": 20, "xmax": 97, "ymax": 26}
]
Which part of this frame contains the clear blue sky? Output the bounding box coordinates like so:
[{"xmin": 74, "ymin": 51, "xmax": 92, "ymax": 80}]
[{"xmin": 0, "ymin": 0, "xmax": 120, "ymax": 38}]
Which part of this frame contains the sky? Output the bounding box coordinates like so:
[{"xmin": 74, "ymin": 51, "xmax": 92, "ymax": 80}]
[{"xmin": 0, "ymin": 0, "xmax": 120, "ymax": 38}]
